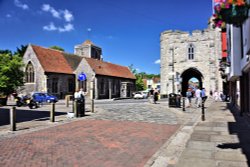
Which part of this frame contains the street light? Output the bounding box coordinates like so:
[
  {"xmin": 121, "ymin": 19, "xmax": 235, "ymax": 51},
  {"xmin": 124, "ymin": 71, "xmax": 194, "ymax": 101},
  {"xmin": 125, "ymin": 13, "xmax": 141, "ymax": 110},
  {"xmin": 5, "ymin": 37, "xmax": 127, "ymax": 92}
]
[
  {"xmin": 91, "ymin": 72, "xmax": 95, "ymax": 113},
  {"xmin": 170, "ymin": 48, "xmax": 175, "ymax": 93}
]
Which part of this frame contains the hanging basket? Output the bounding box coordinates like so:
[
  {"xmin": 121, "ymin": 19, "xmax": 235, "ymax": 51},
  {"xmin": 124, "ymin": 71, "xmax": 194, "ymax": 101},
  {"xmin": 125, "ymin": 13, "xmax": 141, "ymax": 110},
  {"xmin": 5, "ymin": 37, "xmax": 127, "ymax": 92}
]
[{"xmin": 220, "ymin": 5, "xmax": 249, "ymax": 26}]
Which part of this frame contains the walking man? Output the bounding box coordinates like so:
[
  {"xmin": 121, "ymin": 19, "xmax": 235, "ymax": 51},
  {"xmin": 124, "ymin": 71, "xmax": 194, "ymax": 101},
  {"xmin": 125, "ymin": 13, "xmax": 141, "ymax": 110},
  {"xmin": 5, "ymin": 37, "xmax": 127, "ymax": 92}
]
[{"xmin": 195, "ymin": 87, "xmax": 202, "ymax": 108}]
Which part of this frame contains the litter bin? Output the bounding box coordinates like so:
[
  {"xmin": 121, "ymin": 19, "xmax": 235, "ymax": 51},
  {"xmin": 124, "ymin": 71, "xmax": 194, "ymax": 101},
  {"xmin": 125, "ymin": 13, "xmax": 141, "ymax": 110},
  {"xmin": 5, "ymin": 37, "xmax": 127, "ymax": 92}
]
[
  {"xmin": 76, "ymin": 98, "xmax": 85, "ymax": 117},
  {"xmin": 176, "ymin": 94, "xmax": 181, "ymax": 108},
  {"xmin": 169, "ymin": 93, "xmax": 177, "ymax": 107}
]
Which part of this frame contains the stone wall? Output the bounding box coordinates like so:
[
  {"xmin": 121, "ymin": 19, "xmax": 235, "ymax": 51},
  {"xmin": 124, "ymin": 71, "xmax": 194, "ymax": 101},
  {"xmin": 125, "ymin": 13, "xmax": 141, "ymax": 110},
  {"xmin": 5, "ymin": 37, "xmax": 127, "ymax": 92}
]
[
  {"xmin": 22, "ymin": 45, "xmax": 46, "ymax": 95},
  {"xmin": 160, "ymin": 27, "xmax": 223, "ymax": 96}
]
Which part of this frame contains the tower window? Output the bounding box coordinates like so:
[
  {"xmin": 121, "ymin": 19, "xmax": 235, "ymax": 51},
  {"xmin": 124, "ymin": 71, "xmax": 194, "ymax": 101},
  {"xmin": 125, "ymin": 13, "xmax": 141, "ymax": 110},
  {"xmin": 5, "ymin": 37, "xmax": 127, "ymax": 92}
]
[{"xmin": 188, "ymin": 44, "xmax": 194, "ymax": 60}]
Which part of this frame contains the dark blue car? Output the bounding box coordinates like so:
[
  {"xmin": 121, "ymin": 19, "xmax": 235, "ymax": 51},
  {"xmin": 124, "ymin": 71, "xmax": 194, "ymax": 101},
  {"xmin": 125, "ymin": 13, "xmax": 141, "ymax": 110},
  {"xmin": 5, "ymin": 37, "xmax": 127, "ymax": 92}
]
[{"xmin": 32, "ymin": 92, "xmax": 58, "ymax": 103}]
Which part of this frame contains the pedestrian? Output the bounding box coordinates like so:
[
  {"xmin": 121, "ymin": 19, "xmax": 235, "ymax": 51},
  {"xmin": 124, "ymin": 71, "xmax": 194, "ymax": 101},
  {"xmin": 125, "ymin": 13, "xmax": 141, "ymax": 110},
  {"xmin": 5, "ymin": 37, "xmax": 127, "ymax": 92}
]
[
  {"xmin": 153, "ymin": 88, "xmax": 159, "ymax": 104},
  {"xmin": 176, "ymin": 90, "xmax": 182, "ymax": 107},
  {"xmin": 201, "ymin": 88, "xmax": 207, "ymax": 103},
  {"xmin": 209, "ymin": 90, "xmax": 213, "ymax": 97},
  {"xmin": 213, "ymin": 90, "xmax": 219, "ymax": 102},
  {"xmin": 74, "ymin": 89, "xmax": 80, "ymax": 100},
  {"xmin": 186, "ymin": 88, "xmax": 192, "ymax": 107},
  {"xmin": 149, "ymin": 88, "xmax": 154, "ymax": 103},
  {"xmin": 195, "ymin": 87, "xmax": 202, "ymax": 108}
]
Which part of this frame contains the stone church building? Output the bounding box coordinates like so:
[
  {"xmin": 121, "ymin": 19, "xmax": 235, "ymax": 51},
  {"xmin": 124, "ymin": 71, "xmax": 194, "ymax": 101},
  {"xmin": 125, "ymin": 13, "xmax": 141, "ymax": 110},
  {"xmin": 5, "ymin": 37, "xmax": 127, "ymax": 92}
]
[
  {"xmin": 160, "ymin": 24, "xmax": 223, "ymax": 96},
  {"xmin": 22, "ymin": 40, "xmax": 136, "ymax": 100}
]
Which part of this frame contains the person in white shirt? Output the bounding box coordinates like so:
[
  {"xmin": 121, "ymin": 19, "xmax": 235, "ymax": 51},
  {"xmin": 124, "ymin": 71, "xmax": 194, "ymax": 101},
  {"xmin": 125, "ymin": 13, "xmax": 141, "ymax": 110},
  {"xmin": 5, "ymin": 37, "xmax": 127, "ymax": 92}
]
[
  {"xmin": 74, "ymin": 88, "xmax": 87, "ymax": 100},
  {"xmin": 195, "ymin": 87, "xmax": 201, "ymax": 108}
]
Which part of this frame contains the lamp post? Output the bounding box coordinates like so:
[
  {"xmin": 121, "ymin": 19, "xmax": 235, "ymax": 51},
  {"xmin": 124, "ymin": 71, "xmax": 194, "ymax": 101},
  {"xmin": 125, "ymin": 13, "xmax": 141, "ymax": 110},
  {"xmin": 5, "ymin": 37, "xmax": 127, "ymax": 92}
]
[
  {"xmin": 91, "ymin": 73, "xmax": 95, "ymax": 113},
  {"xmin": 170, "ymin": 48, "xmax": 175, "ymax": 93}
]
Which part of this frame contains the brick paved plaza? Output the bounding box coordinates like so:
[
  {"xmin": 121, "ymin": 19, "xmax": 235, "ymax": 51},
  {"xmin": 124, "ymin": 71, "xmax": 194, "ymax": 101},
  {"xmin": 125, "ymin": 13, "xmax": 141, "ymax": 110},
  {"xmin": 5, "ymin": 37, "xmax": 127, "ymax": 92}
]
[
  {"xmin": 0, "ymin": 119, "xmax": 178, "ymax": 167},
  {"xmin": 0, "ymin": 99, "xmax": 184, "ymax": 167}
]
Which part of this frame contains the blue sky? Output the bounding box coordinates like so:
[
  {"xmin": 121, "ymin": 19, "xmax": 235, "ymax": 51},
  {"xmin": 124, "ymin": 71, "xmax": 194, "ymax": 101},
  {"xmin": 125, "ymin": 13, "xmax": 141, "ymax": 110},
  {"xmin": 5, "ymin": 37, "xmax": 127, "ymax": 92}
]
[{"xmin": 0, "ymin": 0, "xmax": 213, "ymax": 74}]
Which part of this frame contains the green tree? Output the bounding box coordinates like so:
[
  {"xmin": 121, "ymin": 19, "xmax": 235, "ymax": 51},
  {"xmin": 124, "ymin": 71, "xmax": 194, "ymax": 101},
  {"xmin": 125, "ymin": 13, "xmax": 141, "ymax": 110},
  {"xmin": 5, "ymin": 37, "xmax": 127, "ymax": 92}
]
[
  {"xmin": 128, "ymin": 64, "xmax": 137, "ymax": 74},
  {"xmin": 0, "ymin": 52, "xmax": 24, "ymax": 104},
  {"xmin": 14, "ymin": 45, "xmax": 28, "ymax": 57},
  {"xmin": 49, "ymin": 45, "xmax": 65, "ymax": 51},
  {"xmin": 128, "ymin": 64, "xmax": 146, "ymax": 91},
  {"xmin": 135, "ymin": 74, "xmax": 145, "ymax": 91}
]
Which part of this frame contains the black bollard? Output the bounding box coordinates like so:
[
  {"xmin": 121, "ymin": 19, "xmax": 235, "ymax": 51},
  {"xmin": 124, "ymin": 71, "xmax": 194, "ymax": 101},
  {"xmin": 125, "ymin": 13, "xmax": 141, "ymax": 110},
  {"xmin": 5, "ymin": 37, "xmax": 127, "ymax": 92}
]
[
  {"xmin": 50, "ymin": 102, "xmax": 55, "ymax": 122},
  {"xmin": 73, "ymin": 100, "xmax": 78, "ymax": 117},
  {"xmin": 10, "ymin": 107, "xmax": 16, "ymax": 131},
  {"xmin": 182, "ymin": 97, "xmax": 186, "ymax": 111},
  {"xmin": 201, "ymin": 101, "xmax": 205, "ymax": 121}
]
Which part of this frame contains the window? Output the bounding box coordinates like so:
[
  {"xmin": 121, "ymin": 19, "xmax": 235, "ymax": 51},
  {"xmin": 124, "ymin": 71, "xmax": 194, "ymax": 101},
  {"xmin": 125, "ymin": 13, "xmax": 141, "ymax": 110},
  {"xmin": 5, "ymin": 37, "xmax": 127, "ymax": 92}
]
[
  {"xmin": 52, "ymin": 78, "xmax": 58, "ymax": 93},
  {"xmin": 25, "ymin": 62, "xmax": 34, "ymax": 83},
  {"xmin": 100, "ymin": 78, "xmax": 105, "ymax": 94},
  {"xmin": 188, "ymin": 44, "xmax": 194, "ymax": 60},
  {"xmin": 68, "ymin": 78, "xmax": 75, "ymax": 92},
  {"xmin": 112, "ymin": 79, "xmax": 116, "ymax": 94}
]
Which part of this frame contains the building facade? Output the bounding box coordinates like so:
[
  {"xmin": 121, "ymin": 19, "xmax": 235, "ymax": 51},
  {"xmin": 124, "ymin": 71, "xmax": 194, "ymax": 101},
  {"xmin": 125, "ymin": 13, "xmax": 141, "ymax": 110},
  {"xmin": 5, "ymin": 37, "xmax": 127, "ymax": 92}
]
[
  {"xmin": 22, "ymin": 41, "xmax": 136, "ymax": 100},
  {"xmin": 160, "ymin": 25, "xmax": 223, "ymax": 96},
  {"xmin": 225, "ymin": 13, "xmax": 250, "ymax": 113}
]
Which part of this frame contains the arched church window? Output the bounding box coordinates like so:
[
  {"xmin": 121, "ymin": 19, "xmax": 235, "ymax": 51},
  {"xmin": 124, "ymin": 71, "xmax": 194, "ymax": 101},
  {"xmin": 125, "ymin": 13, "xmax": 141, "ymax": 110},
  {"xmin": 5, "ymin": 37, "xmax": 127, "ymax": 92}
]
[
  {"xmin": 188, "ymin": 44, "xmax": 194, "ymax": 60},
  {"xmin": 25, "ymin": 62, "xmax": 34, "ymax": 83}
]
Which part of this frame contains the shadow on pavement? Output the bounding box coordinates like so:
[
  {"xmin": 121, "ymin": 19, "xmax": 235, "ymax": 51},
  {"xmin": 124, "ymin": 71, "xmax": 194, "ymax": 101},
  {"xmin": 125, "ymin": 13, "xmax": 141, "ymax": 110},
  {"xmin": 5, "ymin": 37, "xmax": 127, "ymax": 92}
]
[
  {"xmin": 216, "ymin": 103, "xmax": 250, "ymax": 166},
  {"xmin": 0, "ymin": 108, "xmax": 66, "ymax": 126}
]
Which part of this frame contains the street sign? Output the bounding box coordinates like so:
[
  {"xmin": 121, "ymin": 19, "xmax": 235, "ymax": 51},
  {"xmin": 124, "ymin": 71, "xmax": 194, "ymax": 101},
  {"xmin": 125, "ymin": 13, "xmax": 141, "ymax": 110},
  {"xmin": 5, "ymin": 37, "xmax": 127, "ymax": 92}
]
[{"xmin": 78, "ymin": 73, "xmax": 86, "ymax": 81}]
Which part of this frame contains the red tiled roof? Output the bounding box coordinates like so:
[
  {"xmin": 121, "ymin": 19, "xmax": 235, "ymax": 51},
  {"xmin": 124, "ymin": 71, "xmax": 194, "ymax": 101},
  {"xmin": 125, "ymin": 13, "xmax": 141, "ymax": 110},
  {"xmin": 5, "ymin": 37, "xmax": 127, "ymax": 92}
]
[
  {"xmin": 153, "ymin": 77, "xmax": 160, "ymax": 83},
  {"xmin": 84, "ymin": 58, "xmax": 136, "ymax": 79},
  {"xmin": 31, "ymin": 45, "xmax": 73, "ymax": 74}
]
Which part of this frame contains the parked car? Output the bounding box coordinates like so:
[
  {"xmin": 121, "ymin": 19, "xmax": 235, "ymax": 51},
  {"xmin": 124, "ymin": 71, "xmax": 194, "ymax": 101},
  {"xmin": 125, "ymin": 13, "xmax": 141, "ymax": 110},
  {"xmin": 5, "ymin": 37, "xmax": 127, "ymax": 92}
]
[
  {"xmin": 141, "ymin": 91, "xmax": 149, "ymax": 98},
  {"xmin": 133, "ymin": 92, "xmax": 144, "ymax": 99},
  {"xmin": 32, "ymin": 92, "xmax": 58, "ymax": 103}
]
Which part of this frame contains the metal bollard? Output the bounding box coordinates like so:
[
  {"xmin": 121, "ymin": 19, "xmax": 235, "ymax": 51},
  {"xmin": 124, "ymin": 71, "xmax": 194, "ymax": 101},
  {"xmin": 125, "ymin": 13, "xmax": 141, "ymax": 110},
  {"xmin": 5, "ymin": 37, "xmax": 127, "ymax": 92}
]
[
  {"xmin": 66, "ymin": 96, "xmax": 69, "ymax": 107},
  {"xmin": 201, "ymin": 101, "xmax": 205, "ymax": 121},
  {"xmin": 182, "ymin": 97, "xmax": 185, "ymax": 111},
  {"xmin": 92, "ymin": 99, "xmax": 94, "ymax": 113},
  {"xmin": 50, "ymin": 102, "xmax": 55, "ymax": 122},
  {"xmin": 10, "ymin": 107, "xmax": 16, "ymax": 131},
  {"xmin": 73, "ymin": 100, "xmax": 77, "ymax": 117}
]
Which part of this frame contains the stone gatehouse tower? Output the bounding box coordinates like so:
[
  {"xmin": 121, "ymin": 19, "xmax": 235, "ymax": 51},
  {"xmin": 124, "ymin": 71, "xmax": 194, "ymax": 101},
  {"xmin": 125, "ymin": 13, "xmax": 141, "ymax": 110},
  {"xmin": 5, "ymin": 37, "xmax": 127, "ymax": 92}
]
[{"xmin": 160, "ymin": 26, "xmax": 223, "ymax": 96}]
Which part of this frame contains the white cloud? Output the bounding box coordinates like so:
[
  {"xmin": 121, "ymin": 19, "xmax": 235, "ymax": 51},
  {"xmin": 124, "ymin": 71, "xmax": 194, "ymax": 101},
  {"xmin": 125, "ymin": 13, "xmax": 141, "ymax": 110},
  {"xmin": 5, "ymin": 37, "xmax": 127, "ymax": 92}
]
[
  {"xmin": 14, "ymin": 0, "xmax": 29, "ymax": 10},
  {"xmin": 58, "ymin": 23, "xmax": 74, "ymax": 32},
  {"xmin": 43, "ymin": 22, "xmax": 74, "ymax": 33},
  {"xmin": 41, "ymin": 4, "xmax": 61, "ymax": 19},
  {"xmin": 63, "ymin": 10, "xmax": 73, "ymax": 22},
  {"xmin": 41, "ymin": 4, "xmax": 74, "ymax": 33},
  {"xmin": 43, "ymin": 22, "xmax": 57, "ymax": 31},
  {"xmin": 154, "ymin": 59, "xmax": 161, "ymax": 64}
]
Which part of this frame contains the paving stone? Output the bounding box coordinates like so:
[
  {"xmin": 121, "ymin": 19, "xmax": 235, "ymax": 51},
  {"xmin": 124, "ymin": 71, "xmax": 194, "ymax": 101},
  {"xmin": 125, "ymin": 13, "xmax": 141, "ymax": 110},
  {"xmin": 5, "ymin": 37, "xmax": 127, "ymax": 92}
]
[
  {"xmin": 216, "ymin": 160, "xmax": 248, "ymax": 167},
  {"xmin": 181, "ymin": 149, "xmax": 213, "ymax": 159},
  {"xmin": 190, "ymin": 133, "xmax": 211, "ymax": 142},
  {"xmin": 214, "ymin": 151, "xmax": 247, "ymax": 162},
  {"xmin": 175, "ymin": 158, "xmax": 216, "ymax": 167},
  {"xmin": 187, "ymin": 141, "xmax": 215, "ymax": 151},
  {"xmin": 192, "ymin": 130, "xmax": 220, "ymax": 135},
  {"xmin": 194, "ymin": 126, "xmax": 213, "ymax": 131},
  {"xmin": 210, "ymin": 135, "xmax": 239, "ymax": 142},
  {"xmin": 212, "ymin": 127, "xmax": 229, "ymax": 132}
]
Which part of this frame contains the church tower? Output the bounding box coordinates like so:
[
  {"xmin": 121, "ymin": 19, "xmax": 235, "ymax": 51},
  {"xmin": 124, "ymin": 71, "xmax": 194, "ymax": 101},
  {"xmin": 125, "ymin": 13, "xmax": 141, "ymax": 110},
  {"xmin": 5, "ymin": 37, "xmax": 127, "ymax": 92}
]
[{"xmin": 74, "ymin": 40, "xmax": 102, "ymax": 60}]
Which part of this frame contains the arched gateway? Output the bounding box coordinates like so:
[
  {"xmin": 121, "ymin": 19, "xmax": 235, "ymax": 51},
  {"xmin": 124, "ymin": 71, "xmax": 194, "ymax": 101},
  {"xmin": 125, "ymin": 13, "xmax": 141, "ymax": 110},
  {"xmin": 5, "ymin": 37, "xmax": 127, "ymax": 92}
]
[
  {"xmin": 160, "ymin": 26, "xmax": 223, "ymax": 97},
  {"xmin": 181, "ymin": 68, "xmax": 203, "ymax": 96}
]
